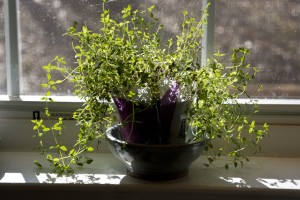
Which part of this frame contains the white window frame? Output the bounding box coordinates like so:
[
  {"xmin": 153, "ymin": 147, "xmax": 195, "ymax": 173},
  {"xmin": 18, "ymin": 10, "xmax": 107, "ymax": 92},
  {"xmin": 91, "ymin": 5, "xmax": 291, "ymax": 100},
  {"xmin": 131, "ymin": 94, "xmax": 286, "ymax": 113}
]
[{"xmin": 0, "ymin": 0, "xmax": 300, "ymax": 154}]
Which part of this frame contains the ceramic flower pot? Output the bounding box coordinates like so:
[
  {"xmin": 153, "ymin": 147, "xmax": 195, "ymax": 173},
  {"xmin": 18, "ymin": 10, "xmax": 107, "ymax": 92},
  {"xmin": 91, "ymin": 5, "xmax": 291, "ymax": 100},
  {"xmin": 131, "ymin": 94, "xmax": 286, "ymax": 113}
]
[
  {"xmin": 105, "ymin": 125, "xmax": 208, "ymax": 180},
  {"xmin": 113, "ymin": 81, "xmax": 189, "ymax": 145}
]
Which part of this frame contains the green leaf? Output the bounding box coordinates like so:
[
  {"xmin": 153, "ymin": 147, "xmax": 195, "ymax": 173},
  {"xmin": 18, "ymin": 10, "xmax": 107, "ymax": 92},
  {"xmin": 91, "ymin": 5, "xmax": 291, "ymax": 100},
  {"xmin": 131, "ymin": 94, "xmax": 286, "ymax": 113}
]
[
  {"xmin": 234, "ymin": 161, "xmax": 238, "ymax": 168},
  {"xmin": 42, "ymin": 65, "xmax": 50, "ymax": 70},
  {"xmin": 41, "ymin": 97, "xmax": 47, "ymax": 101},
  {"xmin": 82, "ymin": 25, "xmax": 88, "ymax": 33},
  {"xmin": 127, "ymin": 91, "xmax": 136, "ymax": 98},
  {"xmin": 204, "ymin": 145, "xmax": 209, "ymax": 151},
  {"xmin": 34, "ymin": 160, "xmax": 42, "ymax": 169},
  {"xmin": 60, "ymin": 146, "xmax": 67, "ymax": 151},
  {"xmin": 214, "ymin": 50, "xmax": 225, "ymax": 57},
  {"xmin": 69, "ymin": 149, "xmax": 76, "ymax": 156},
  {"xmin": 47, "ymin": 154, "xmax": 53, "ymax": 160},
  {"xmin": 86, "ymin": 158, "xmax": 93, "ymax": 164},
  {"xmin": 53, "ymin": 126, "xmax": 62, "ymax": 131},
  {"xmin": 225, "ymin": 164, "xmax": 229, "ymax": 169},
  {"xmin": 237, "ymin": 125, "xmax": 243, "ymax": 132},
  {"xmin": 87, "ymin": 147, "xmax": 94, "ymax": 152},
  {"xmin": 43, "ymin": 127, "xmax": 50, "ymax": 132},
  {"xmin": 148, "ymin": 5, "xmax": 154, "ymax": 12}
]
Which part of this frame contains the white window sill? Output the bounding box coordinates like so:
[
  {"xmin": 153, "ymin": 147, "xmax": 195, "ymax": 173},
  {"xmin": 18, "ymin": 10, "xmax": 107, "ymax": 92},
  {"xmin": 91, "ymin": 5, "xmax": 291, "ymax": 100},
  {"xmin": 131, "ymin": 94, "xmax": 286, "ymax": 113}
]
[
  {"xmin": 0, "ymin": 152, "xmax": 300, "ymax": 200},
  {"xmin": 0, "ymin": 96, "xmax": 300, "ymax": 199}
]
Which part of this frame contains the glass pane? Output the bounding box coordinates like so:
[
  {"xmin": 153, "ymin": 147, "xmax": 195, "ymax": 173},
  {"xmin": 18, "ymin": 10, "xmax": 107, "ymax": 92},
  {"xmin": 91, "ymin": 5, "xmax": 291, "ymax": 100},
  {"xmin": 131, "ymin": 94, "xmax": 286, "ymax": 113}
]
[
  {"xmin": 19, "ymin": 0, "xmax": 202, "ymax": 96},
  {"xmin": 215, "ymin": 0, "xmax": 300, "ymax": 99},
  {"xmin": 0, "ymin": 0, "xmax": 6, "ymax": 94},
  {"xmin": 19, "ymin": 0, "xmax": 101, "ymax": 95}
]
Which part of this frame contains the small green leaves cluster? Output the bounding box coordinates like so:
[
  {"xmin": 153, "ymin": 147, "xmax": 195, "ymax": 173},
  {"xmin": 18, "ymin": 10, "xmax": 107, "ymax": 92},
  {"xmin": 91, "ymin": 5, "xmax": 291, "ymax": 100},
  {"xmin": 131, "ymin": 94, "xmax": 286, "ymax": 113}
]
[
  {"xmin": 187, "ymin": 48, "xmax": 269, "ymax": 168},
  {"xmin": 32, "ymin": 57, "xmax": 112, "ymax": 175},
  {"xmin": 33, "ymin": 0, "xmax": 268, "ymax": 174}
]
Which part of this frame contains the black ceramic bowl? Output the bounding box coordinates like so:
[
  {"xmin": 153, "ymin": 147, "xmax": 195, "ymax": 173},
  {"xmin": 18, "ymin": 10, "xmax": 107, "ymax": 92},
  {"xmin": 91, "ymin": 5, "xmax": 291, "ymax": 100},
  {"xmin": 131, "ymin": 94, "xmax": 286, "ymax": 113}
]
[{"xmin": 105, "ymin": 125, "xmax": 208, "ymax": 180}]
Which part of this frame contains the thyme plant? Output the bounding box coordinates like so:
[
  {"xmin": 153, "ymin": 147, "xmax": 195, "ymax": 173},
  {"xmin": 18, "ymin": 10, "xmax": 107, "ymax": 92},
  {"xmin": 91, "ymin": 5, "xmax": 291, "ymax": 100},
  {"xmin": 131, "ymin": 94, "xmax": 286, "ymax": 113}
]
[{"xmin": 32, "ymin": 0, "xmax": 268, "ymax": 175}]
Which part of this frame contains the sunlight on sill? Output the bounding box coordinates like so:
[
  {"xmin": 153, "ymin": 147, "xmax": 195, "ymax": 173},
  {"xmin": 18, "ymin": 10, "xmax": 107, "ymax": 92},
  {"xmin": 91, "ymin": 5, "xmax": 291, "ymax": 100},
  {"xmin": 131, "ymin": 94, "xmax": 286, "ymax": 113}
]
[
  {"xmin": 0, "ymin": 172, "xmax": 126, "ymax": 184},
  {"xmin": 36, "ymin": 173, "xmax": 126, "ymax": 184},
  {"xmin": 257, "ymin": 178, "xmax": 300, "ymax": 190},
  {"xmin": 0, "ymin": 173, "xmax": 26, "ymax": 183},
  {"xmin": 1, "ymin": 173, "xmax": 300, "ymax": 189},
  {"xmin": 220, "ymin": 177, "xmax": 251, "ymax": 188},
  {"xmin": 220, "ymin": 177, "xmax": 300, "ymax": 190}
]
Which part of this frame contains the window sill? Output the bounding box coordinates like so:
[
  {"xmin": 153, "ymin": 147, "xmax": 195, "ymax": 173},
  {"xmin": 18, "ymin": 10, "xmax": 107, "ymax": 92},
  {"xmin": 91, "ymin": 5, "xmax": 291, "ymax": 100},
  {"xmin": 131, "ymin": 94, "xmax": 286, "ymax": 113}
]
[
  {"xmin": 0, "ymin": 152, "xmax": 300, "ymax": 200},
  {"xmin": 1, "ymin": 96, "xmax": 300, "ymax": 124}
]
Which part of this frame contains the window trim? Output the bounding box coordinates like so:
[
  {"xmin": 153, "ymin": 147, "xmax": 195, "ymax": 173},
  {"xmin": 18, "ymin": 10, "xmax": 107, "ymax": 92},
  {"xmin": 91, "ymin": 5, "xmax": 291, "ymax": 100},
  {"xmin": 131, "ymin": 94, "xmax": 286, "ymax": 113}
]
[
  {"xmin": 4, "ymin": 0, "xmax": 20, "ymax": 97},
  {"xmin": 201, "ymin": 0, "xmax": 215, "ymax": 66},
  {"xmin": 0, "ymin": 95, "xmax": 300, "ymax": 126}
]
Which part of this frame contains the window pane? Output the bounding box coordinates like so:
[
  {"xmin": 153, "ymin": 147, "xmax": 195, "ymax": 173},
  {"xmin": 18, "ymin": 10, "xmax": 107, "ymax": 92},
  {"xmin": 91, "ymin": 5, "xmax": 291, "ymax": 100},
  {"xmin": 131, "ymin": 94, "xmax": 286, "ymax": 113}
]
[
  {"xmin": 19, "ymin": 0, "xmax": 202, "ymax": 96},
  {"xmin": 0, "ymin": 0, "xmax": 6, "ymax": 95},
  {"xmin": 215, "ymin": 0, "xmax": 300, "ymax": 99},
  {"xmin": 19, "ymin": 0, "xmax": 100, "ymax": 95}
]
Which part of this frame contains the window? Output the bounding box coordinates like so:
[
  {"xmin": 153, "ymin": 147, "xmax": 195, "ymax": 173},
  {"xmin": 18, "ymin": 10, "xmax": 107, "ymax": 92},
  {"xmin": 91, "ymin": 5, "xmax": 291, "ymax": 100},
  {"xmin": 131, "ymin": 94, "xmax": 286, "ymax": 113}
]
[
  {"xmin": 19, "ymin": 0, "xmax": 100, "ymax": 95},
  {"xmin": 0, "ymin": 0, "xmax": 299, "ymax": 154},
  {"xmin": 215, "ymin": 0, "xmax": 300, "ymax": 99},
  {"xmin": 0, "ymin": 0, "xmax": 6, "ymax": 95},
  {"xmin": 7, "ymin": 0, "xmax": 300, "ymax": 99}
]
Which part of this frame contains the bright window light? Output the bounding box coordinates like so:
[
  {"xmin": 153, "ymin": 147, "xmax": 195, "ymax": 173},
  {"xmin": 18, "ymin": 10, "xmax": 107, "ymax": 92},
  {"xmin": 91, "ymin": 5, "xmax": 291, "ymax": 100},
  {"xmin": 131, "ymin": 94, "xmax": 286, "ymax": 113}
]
[
  {"xmin": 35, "ymin": 173, "xmax": 126, "ymax": 184},
  {"xmin": 0, "ymin": 173, "xmax": 26, "ymax": 183},
  {"xmin": 257, "ymin": 178, "xmax": 300, "ymax": 190},
  {"xmin": 219, "ymin": 177, "xmax": 251, "ymax": 188}
]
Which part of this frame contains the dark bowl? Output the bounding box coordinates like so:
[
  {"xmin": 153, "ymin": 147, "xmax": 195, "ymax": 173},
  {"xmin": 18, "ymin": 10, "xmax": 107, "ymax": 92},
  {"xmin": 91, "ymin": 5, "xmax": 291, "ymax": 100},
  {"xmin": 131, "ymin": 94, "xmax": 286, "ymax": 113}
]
[{"xmin": 105, "ymin": 125, "xmax": 208, "ymax": 180}]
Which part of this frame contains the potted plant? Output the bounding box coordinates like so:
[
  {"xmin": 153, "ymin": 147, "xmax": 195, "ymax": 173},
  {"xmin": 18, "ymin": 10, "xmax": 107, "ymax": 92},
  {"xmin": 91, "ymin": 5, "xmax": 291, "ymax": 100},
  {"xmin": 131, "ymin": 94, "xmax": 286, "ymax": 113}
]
[{"xmin": 32, "ymin": 0, "xmax": 268, "ymax": 178}]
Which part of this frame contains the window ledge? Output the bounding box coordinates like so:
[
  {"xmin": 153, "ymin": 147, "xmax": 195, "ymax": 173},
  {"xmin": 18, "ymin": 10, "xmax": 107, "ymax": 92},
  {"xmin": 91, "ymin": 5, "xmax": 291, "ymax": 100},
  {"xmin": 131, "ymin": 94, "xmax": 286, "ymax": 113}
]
[
  {"xmin": 0, "ymin": 152, "xmax": 300, "ymax": 200},
  {"xmin": 1, "ymin": 96, "xmax": 300, "ymax": 114}
]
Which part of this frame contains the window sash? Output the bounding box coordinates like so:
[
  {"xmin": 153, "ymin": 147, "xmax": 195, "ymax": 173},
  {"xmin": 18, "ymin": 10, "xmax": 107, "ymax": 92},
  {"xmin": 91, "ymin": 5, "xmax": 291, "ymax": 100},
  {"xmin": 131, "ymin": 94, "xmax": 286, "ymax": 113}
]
[{"xmin": 1, "ymin": 0, "xmax": 300, "ymax": 121}]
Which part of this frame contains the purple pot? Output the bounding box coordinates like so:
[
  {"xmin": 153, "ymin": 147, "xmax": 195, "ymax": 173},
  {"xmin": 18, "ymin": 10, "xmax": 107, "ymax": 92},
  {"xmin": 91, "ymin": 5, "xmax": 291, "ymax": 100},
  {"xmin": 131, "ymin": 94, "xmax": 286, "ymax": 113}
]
[{"xmin": 113, "ymin": 83, "xmax": 188, "ymax": 144}]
